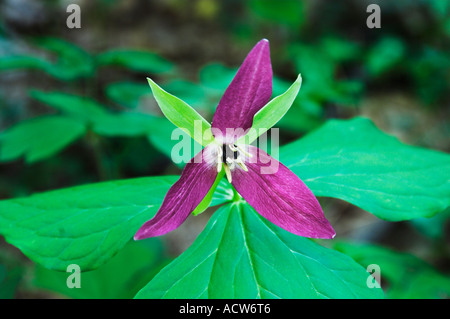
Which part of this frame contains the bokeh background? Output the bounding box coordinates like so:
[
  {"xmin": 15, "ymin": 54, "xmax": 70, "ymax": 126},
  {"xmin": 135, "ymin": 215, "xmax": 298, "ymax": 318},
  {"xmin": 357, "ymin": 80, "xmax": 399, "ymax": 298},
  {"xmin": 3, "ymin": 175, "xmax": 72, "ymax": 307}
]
[{"xmin": 0, "ymin": 0, "xmax": 449, "ymax": 298}]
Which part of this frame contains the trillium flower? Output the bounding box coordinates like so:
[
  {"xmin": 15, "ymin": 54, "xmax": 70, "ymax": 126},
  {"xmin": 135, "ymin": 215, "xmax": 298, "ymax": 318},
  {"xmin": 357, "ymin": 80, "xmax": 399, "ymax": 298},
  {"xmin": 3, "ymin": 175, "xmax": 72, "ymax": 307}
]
[{"xmin": 135, "ymin": 39, "xmax": 335, "ymax": 240}]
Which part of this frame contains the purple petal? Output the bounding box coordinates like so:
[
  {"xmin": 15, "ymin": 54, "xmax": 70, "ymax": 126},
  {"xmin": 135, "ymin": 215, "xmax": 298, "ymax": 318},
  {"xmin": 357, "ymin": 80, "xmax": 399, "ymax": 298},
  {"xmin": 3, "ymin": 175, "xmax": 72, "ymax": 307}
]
[
  {"xmin": 134, "ymin": 147, "xmax": 218, "ymax": 239},
  {"xmin": 231, "ymin": 146, "xmax": 335, "ymax": 239},
  {"xmin": 212, "ymin": 39, "xmax": 272, "ymax": 143}
]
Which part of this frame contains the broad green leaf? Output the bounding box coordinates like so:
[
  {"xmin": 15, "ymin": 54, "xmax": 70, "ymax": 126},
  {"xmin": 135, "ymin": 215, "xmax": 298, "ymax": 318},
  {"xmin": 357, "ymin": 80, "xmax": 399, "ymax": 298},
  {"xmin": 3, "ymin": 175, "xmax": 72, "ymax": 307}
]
[
  {"xmin": 105, "ymin": 82, "xmax": 153, "ymax": 109},
  {"xmin": 30, "ymin": 90, "xmax": 109, "ymax": 122},
  {"xmin": 281, "ymin": 117, "xmax": 450, "ymax": 221},
  {"xmin": 96, "ymin": 50, "xmax": 173, "ymax": 74},
  {"xmin": 135, "ymin": 201, "xmax": 384, "ymax": 299},
  {"xmin": 332, "ymin": 241, "xmax": 450, "ymax": 299},
  {"xmin": 33, "ymin": 239, "xmax": 170, "ymax": 299},
  {"xmin": 0, "ymin": 115, "xmax": 86, "ymax": 163},
  {"xmin": 0, "ymin": 175, "xmax": 231, "ymax": 271},
  {"xmin": 238, "ymin": 74, "xmax": 302, "ymax": 144},
  {"xmin": 0, "ymin": 176, "xmax": 176, "ymax": 271},
  {"xmin": 147, "ymin": 78, "xmax": 211, "ymax": 146}
]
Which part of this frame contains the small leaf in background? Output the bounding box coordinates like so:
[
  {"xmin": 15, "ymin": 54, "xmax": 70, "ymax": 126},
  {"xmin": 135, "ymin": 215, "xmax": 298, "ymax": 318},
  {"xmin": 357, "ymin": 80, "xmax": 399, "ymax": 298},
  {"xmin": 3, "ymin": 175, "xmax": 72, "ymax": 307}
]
[
  {"xmin": 31, "ymin": 37, "xmax": 95, "ymax": 80},
  {"xmin": 248, "ymin": 0, "xmax": 305, "ymax": 29},
  {"xmin": 409, "ymin": 208, "xmax": 450, "ymax": 240},
  {"xmin": 281, "ymin": 117, "xmax": 450, "ymax": 221},
  {"xmin": 0, "ymin": 37, "xmax": 95, "ymax": 80},
  {"xmin": 135, "ymin": 202, "xmax": 384, "ymax": 299},
  {"xmin": 199, "ymin": 63, "xmax": 236, "ymax": 92},
  {"xmin": 147, "ymin": 117, "xmax": 203, "ymax": 168},
  {"xmin": 290, "ymin": 40, "xmax": 365, "ymax": 107},
  {"xmin": 92, "ymin": 113, "xmax": 159, "ymax": 137},
  {"xmin": 33, "ymin": 239, "xmax": 170, "ymax": 299},
  {"xmin": 366, "ymin": 37, "xmax": 406, "ymax": 77},
  {"xmin": 409, "ymin": 48, "xmax": 450, "ymax": 105},
  {"xmin": 105, "ymin": 82, "xmax": 153, "ymax": 109},
  {"xmin": 29, "ymin": 90, "xmax": 109, "ymax": 123},
  {"xmin": 0, "ymin": 56, "xmax": 51, "ymax": 73},
  {"xmin": 30, "ymin": 90, "xmax": 165, "ymax": 139},
  {"xmin": 96, "ymin": 50, "xmax": 174, "ymax": 74},
  {"xmin": 319, "ymin": 37, "xmax": 362, "ymax": 62},
  {"xmin": 272, "ymin": 77, "xmax": 324, "ymax": 133},
  {"xmin": 0, "ymin": 115, "xmax": 86, "ymax": 163},
  {"xmin": 332, "ymin": 241, "xmax": 450, "ymax": 299},
  {"xmin": 0, "ymin": 175, "xmax": 230, "ymax": 271},
  {"xmin": 162, "ymin": 79, "xmax": 211, "ymax": 113},
  {"xmin": 0, "ymin": 252, "xmax": 25, "ymax": 299}
]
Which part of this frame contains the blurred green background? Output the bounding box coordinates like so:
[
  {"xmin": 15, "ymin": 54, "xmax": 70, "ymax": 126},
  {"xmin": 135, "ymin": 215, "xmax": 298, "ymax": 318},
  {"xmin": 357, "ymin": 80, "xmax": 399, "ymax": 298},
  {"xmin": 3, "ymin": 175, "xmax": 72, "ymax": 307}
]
[{"xmin": 0, "ymin": 0, "xmax": 448, "ymax": 298}]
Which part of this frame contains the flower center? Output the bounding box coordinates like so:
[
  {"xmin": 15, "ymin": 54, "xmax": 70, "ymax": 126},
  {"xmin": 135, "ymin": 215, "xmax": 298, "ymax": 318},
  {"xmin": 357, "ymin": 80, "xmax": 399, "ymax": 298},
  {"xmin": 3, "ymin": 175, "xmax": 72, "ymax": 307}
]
[
  {"xmin": 222, "ymin": 144, "xmax": 238, "ymax": 163},
  {"xmin": 217, "ymin": 143, "xmax": 249, "ymax": 183}
]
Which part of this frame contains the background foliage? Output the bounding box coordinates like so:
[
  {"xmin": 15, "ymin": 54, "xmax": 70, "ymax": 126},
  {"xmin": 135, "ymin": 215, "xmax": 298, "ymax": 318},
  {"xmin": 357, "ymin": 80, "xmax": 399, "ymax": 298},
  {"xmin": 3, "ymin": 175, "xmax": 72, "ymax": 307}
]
[{"xmin": 0, "ymin": 0, "xmax": 448, "ymax": 298}]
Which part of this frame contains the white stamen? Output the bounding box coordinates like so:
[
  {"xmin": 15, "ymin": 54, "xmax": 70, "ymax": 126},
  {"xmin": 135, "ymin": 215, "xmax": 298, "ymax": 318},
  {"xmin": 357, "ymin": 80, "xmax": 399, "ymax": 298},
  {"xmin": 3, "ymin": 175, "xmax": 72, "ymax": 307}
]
[
  {"xmin": 236, "ymin": 157, "xmax": 248, "ymax": 172},
  {"xmin": 216, "ymin": 145, "xmax": 223, "ymax": 173},
  {"xmin": 236, "ymin": 144, "xmax": 253, "ymax": 158},
  {"xmin": 224, "ymin": 164, "xmax": 232, "ymax": 183}
]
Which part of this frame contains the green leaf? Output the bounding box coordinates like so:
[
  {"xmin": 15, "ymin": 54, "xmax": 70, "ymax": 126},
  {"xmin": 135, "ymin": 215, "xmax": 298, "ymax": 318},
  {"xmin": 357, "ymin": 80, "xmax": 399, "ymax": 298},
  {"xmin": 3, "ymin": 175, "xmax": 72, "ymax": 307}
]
[
  {"xmin": 238, "ymin": 74, "xmax": 302, "ymax": 144},
  {"xmin": 92, "ymin": 113, "xmax": 159, "ymax": 137},
  {"xmin": 366, "ymin": 37, "xmax": 405, "ymax": 77},
  {"xmin": 0, "ymin": 56, "xmax": 50, "ymax": 72},
  {"xmin": 249, "ymin": 0, "xmax": 305, "ymax": 28},
  {"xmin": 0, "ymin": 115, "xmax": 86, "ymax": 163},
  {"xmin": 30, "ymin": 90, "xmax": 109, "ymax": 122},
  {"xmin": 409, "ymin": 207, "xmax": 450, "ymax": 240},
  {"xmin": 32, "ymin": 37, "xmax": 95, "ymax": 80},
  {"xmin": 0, "ymin": 175, "xmax": 231, "ymax": 271},
  {"xmin": 145, "ymin": 117, "xmax": 203, "ymax": 168},
  {"xmin": 33, "ymin": 239, "xmax": 170, "ymax": 299},
  {"xmin": 162, "ymin": 79, "xmax": 211, "ymax": 112},
  {"xmin": 0, "ymin": 37, "xmax": 95, "ymax": 80},
  {"xmin": 147, "ymin": 78, "xmax": 211, "ymax": 146},
  {"xmin": 280, "ymin": 117, "xmax": 450, "ymax": 221},
  {"xmin": 105, "ymin": 82, "xmax": 153, "ymax": 109},
  {"xmin": 30, "ymin": 90, "xmax": 164, "ymax": 139},
  {"xmin": 0, "ymin": 176, "xmax": 176, "ymax": 271},
  {"xmin": 192, "ymin": 172, "xmax": 226, "ymax": 216},
  {"xmin": 135, "ymin": 201, "xmax": 384, "ymax": 299},
  {"xmin": 96, "ymin": 50, "xmax": 173, "ymax": 74},
  {"xmin": 332, "ymin": 241, "xmax": 450, "ymax": 299},
  {"xmin": 0, "ymin": 252, "xmax": 24, "ymax": 299},
  {"xmin": 199, "ymin": 63, "xmax": 236, "ymax": 92}
]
